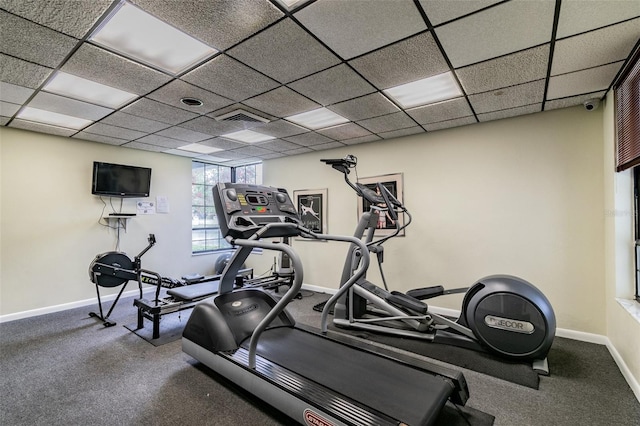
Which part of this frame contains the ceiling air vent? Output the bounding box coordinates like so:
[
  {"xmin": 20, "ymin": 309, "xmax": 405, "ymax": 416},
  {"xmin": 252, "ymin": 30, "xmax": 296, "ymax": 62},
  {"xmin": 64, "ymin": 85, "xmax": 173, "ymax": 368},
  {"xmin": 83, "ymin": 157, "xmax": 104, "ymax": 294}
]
[{"xmin": 214, "ymin": 109, "xmax": 270, "ymax": 124}]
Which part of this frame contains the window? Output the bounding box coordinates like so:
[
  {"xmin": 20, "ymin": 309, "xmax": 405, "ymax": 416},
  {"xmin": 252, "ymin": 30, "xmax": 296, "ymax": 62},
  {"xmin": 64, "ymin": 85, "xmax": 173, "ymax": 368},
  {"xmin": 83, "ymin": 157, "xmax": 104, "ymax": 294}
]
[
  {"xmin": 614, "ymin": 47, "xmax": 639, "ymax": 302},
  {"xmin": 234, "ymin": 163, "xmax": 263, "ymax": 185},
  {"xmin": 191, "ymin": 161, "xmax": 262, "ymax": 253}
]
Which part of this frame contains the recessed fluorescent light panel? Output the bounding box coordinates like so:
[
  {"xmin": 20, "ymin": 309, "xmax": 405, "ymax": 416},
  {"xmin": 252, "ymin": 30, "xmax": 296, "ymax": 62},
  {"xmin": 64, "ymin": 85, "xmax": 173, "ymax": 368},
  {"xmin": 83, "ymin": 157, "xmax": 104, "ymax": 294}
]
[
  {"xmin": 16, "ymin": 107, "xmax": 92, "ymax": 129},
  {"xmin": 384, "ymin": 72, "xmax": 463, "ymax": 109},
  {"xmin": 44, "ymin": 72, "xmax": 137, "ymax": 108},
  {"xmin": 179, "ymin": 143, "xmax": 223, "ymax": 154},
  {"xmin": 275, "ymin": 0, "xmax": 312, "ymax": 11},
  {"xmin": 90, "ymin": 2, "xmax": 217, "ymax": 75},
  {"xmin": 221, "ymin": 130, "xmax": 275, "ymax": 143},
  {"xmin": 286, "ymin": 108, "xmax": 349, "ymax": 130}
]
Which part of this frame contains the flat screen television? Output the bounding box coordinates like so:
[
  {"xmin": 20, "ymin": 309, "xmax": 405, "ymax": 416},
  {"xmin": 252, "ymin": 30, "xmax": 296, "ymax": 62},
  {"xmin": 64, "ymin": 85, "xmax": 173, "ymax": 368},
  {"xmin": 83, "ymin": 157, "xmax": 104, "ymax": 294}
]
[{"xmin": 92, "ymin": 161, "xmax": 152, "ymax": 198}]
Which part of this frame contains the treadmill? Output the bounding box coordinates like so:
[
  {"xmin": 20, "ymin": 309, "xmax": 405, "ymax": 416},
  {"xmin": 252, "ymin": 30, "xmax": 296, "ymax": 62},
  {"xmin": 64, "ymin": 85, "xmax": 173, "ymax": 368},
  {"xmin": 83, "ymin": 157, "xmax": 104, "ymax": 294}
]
[{"xmin": 182, "ymin": 183, "xmax": 470, "ymax": 426}]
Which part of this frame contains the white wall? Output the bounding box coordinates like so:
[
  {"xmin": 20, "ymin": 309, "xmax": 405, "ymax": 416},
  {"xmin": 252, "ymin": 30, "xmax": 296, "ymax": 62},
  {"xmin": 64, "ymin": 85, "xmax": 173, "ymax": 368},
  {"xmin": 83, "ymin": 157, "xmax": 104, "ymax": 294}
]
[
  {"xmin": 0, "ymin": 127, "xmax": 222, "ymax": 316},
  {"xmin": 258, "ymin": 106, "xmax": 606, "ymax": 335}
]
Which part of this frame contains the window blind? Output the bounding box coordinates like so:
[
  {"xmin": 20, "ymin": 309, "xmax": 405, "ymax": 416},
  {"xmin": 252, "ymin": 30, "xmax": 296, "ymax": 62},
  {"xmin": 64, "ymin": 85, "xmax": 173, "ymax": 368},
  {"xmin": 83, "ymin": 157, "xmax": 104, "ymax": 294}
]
[{"xmin": 615, "ymin": 47, "xmax": 640, "ymax": 172}]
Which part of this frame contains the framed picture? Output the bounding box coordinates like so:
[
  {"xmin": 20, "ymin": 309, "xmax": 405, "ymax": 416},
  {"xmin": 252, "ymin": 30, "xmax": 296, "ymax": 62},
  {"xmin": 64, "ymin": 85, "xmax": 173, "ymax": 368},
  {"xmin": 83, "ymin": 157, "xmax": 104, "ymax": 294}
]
[
  {"xmin": 357, "ymin": 173, "xmax": 404, "ymax": 236},
  {"xmin": 293, "ymin": 188, "xmax": 328, "ymax": 236}
]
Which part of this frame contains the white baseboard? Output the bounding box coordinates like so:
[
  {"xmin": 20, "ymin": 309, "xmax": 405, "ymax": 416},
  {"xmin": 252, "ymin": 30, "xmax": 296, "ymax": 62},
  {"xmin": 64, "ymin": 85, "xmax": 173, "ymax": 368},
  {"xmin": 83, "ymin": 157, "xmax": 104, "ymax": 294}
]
[{"xmin": 0, "ymin": 287, "xmax": 155, "ymax": 323}]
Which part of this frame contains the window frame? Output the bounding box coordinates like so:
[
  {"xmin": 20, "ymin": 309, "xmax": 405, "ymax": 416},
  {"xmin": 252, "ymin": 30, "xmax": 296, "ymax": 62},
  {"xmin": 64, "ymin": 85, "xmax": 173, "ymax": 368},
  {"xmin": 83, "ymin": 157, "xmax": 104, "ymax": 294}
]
[{"xmin": 191, "ymin": 160, "xmax": 262, "ymax": 254}]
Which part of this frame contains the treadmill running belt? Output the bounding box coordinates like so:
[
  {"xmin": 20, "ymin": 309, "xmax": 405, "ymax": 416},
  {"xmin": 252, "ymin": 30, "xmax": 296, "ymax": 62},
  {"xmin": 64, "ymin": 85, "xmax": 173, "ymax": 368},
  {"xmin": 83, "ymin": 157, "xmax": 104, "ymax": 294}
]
[{"xmin": 247, "ymin": 326, "xmax": 452, "ymax": 426}]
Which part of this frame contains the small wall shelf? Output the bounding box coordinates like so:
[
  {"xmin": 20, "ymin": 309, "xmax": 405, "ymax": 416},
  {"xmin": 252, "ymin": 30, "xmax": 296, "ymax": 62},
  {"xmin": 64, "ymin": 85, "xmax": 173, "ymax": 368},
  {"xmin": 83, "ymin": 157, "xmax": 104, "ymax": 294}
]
[{"xmin": 104, "ymin": 215, "xmax": 135, "ymax": 231}]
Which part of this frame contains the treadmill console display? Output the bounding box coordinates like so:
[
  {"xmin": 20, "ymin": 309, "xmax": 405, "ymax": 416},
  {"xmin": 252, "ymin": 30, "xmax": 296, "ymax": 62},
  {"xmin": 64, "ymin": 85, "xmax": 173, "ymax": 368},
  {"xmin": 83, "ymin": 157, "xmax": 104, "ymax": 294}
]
[{"xmin": 213, "ymin": 183, "xmax": 302, "ymax": 239}]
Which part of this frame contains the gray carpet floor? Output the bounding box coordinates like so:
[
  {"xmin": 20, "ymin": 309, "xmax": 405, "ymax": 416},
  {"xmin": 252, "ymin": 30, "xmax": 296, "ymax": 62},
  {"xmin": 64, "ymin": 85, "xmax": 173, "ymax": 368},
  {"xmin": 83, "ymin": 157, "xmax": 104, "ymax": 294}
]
[{"xmin": 1, "ymin": 289, "xmax": 639, "ymax": 426}]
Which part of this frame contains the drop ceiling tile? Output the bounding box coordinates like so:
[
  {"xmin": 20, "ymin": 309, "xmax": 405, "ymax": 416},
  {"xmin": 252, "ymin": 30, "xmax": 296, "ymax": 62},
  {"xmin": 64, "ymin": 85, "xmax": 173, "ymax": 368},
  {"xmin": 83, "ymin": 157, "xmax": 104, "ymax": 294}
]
[
  {"xmin": 242, "ymin": 86, "xmax": 319, "ymax": 117},
  {"xmin": 252, "ymin": 120, "xmax": 308, "ymax": 138},
  {"xmin": 156, "ymin": 126, "xmax": 212, "ymax": 143},
  {"xmin": 477, "ymin": 103, "xmax": 542, "ymax": 122},
  {"xmin": 419, "ymin": 0, "xmax": 503, "ymax": 26},
  {"xmin": 317, "ymin": 123, "xmax": 372, "ymax": 140},
  {"xmin": 547, "ymin": 62, "xmax": 623, "ymax": 99},
  {"xmin": 284, "ymin": 146, "xmax": 314, "ymax": 155},
  {"xmin": 283, "ymin": 132, "xmax": 334, "ymax": 146},
  {"xmin": 131, "ymin": 0, "xmax": 284, "ymax": 50},
  {"xmin": 545, "ymin": 91, "xmax": 606, "ymax": 111},
  {"xmin": 556, "ymin": 0, "xmax": 640, "ymax": 38},
  {"xmin": 136, "ymin": 134, "xmax": 186, "ymax": 149},
  {"xmin": 212, "ymin": 150, "xmax": 250, "ymax": 160},
  {"xmin": 227, "ymin": 18, "xmax": 340, "ymax": 83},
  {"xmin": 101, "ymin": 111, "xmax": 170, "ymax": 133},
  {"xmin": 165, "ymin": 149, "xmax": 201, "ymax": 158},
  {"xmin": 294, "ymin": 0, "xmax": 427, "ymax": 60},
  {"xmin": 122, "ymin": 141, "xmax": 167, "ymax": 152},
  {"xmin": 179, "ymin": 115, "xmax": 246, "ymax": 137},
  {"xmin": 61, "ymin": 44, "xmax": 171, "ymax": 95},
  {"xmin": 0, "ymin": 117, "xmax": 9, "ymax": 125},
  {"xmin": 73, "ymin": 131, "xmax": 128, "ymax": 146},
  {"xmin": 0, "ymin": 54, "xmax": 53, "ymax": 88},
  {"xmin": 197, "ymin": 154, "xmax": 233, "ymax": 162},
  {"xmin": 2, "ymin": 0, "xmax": 111, "ymax": 38},
  {"xmin": 232, "ymin": 145, "xmax": 275, "ymax": 157},
  {"xmin": 310, "ymin": 141, "xmax": 346, "ymax": 151},
  {"xmin": 259, "ymin": 152, "xmax": 286, "ymax": 160},
  {"xmin": 423, "ymin": 116, "xmax": 477, "ymax": 132},
  {"xmin": 342, "ymin": 134, "xmax": 382, "ymax": 145},
  {"xmin": 123, "ymin": 98, "xmax": 198, "ymax": 125},
  {"xmin": 257, "ymin": 139, "xmax": 302, "ymax": 152},
  {"xmin": 82, "ymin": 122, "xmax": 147, "ymax": 141},
  {"xmin": 0, "ymin": 11, "xmax": 78, "ymax": 68},
  {"xmin": 407, "ymin": 98, "xmax": 473, "ymax": 125},
  {"xmin": 436, "ymin": 0, "xmax": 556, "ymax": 67},
  {"xmin": 469, "ymin": 80, "xmax": 546, "ymax": 114},
  {"xmin": 456, "ymin": 45, "xmax": 550, "ymax": 94},
  {"xmin": 9, "ymin": 119, "xmax": 77, "ymax": 136},
  {"xmin": 0, "ymin": 82, "xmax": 34, "ymax": 104},
  {"xmin": 28, "ymin": 92, "xmax": 113, "ymax": 121},
  {"xmin": 551, "ymin": 18, "xmax": 640, "ymax": 75},
  {"xmin": 200, "ymin": 138, "xmax": 245, "ymax": 150},
  {"xmin": 288, "ymin": 64, "xmax": 376, "ymax": 105},
  {"xmin": 357, "ymin": 112, "xmax": 416, "ymax": 134},
  {"xmin": 328, "ymin": 93, "xmax": 399, "ymax": 121},
  {"xmin": 0, "ymin": 101, "xmax": 20, "ymax": 117},
  {"xmin": 378, "ymin": 126, "xmax": 424, "ymax": 139},
  {"xmin": 349, "ymin": 32, "xmax": 450, "ymax": 90},
  {"xmin": 182, "ymin": 55, "xmax": 279, "ymax": 101},
  {"xmin": 147, "ymin": 80, "xmax": 233, "ymax": 114}
]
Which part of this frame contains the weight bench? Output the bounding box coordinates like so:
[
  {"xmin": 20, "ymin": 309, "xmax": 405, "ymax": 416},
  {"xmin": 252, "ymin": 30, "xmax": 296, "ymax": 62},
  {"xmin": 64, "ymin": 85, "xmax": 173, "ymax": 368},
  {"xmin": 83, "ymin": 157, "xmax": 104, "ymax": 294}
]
[{"xmin": 133, "ymin": 268, "xmax": 253, "ymax": 339}]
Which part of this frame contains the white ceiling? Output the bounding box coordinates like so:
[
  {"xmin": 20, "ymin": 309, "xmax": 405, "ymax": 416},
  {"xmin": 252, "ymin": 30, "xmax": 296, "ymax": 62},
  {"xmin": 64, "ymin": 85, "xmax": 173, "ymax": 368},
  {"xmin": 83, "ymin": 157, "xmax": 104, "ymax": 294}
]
[{"xmin": 1, "ymin": 0, "xmax": 639, "ymax": 166}]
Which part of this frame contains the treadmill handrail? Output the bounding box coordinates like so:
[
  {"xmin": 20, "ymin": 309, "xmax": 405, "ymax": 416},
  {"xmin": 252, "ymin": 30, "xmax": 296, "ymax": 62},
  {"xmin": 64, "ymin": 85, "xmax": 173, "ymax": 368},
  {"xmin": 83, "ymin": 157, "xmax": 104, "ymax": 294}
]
[{"xmin": 230, "ymin": 223, "xmax": 371, "ymax": 369}]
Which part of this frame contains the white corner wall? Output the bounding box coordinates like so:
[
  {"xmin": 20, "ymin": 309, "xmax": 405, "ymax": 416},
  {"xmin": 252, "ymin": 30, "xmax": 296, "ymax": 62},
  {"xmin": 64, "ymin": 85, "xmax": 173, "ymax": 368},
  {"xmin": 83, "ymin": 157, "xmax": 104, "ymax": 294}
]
[
  {"xmin": 0, "ymin": 127, "xmax": 222, "ymax": 316},
  {"xmin": 259, "ymin": 106, "xmax": 606, "ymax": 335}
]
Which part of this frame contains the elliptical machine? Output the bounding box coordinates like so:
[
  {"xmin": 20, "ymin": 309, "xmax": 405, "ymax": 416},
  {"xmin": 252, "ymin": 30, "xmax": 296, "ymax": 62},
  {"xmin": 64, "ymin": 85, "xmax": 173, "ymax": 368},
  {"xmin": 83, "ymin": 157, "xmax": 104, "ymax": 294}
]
[{"xmin": 320, "ymin": 155, "xmax": 556, "ymax": 374}]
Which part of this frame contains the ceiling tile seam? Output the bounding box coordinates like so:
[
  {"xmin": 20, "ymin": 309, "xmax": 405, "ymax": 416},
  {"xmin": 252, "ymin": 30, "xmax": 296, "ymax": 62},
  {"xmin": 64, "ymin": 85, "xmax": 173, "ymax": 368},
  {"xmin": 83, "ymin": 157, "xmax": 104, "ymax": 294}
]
[
  {"xmin": 555, "ymin": 15, "xmax": 640, "ymax": 43},
  {"xmin": 476, "ymin": 101, "xmax": 543, "ymax": 116},
  {"xmin": 546, "ymin": 89, "xmax": 609, "ymax": 102},
  {"xmin": 428, "ymin": 0, "xmax": 512, "ymax": 30},
  {"xmin": 413, "ymin": 0, "xmax": 479, "ymax": 124},
  {"xmin": 467, "ymin": 77, "xmax": 548, "ymax": 98},
  {"xmin": 550, "ymin": 59, "xmax": 626, "ymax": 79},
  {"xmin": 453, "ymin": 41, "xmax": 552, "ymax": 72},
  {"xmin": 545, "ymin": 0, "xmax": 591, "ymax": 111}
]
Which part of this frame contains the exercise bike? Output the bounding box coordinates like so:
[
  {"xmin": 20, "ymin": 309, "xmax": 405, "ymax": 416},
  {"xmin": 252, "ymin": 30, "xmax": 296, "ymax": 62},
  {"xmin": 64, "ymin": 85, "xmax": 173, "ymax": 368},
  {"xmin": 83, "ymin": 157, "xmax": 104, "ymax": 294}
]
[{"xmin": 319, "ymin": 155, "xmax": 556, "ymax": 374}]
